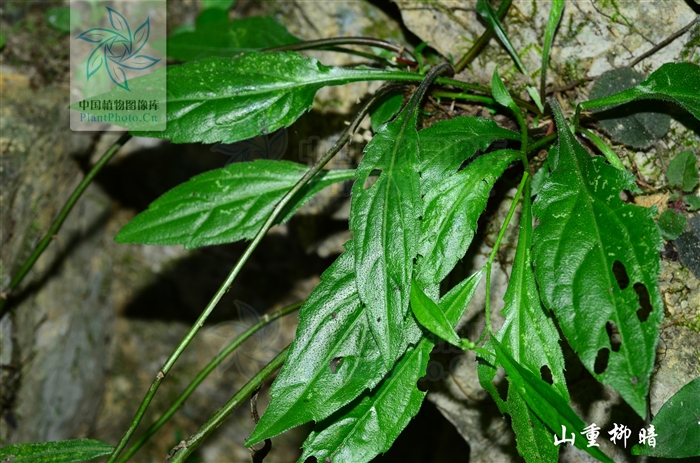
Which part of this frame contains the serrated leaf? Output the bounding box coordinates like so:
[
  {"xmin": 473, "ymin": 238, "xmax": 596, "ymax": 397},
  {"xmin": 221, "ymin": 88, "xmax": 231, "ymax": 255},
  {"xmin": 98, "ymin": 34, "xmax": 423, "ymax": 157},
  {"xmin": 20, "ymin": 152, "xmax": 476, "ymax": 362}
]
[
  {"xmin": 657, "ymin": 209, "xmax": 686, "ymax": 240},
  {"xmin": 631, "ymin": 377, "xmax": 700, "ymax": 458},
  {"xmin": 478, "ymin": 179, "xmax": 568, "ymax": 463},
  {"xmin": 247, "ymin": 242, "xmax": 423, "ymax": 445},
  {"xmin": 299, "ymin": 271, "xmax": 483, "ymax": 463},
  {"xmin": 167, "ymin": 16, "xmax": 300, "ymax": 62},
  {"xmin": 476, "ymin": 0, "xmax": 527, "ymax": 75},
  {"xmin": 72, "ymin": 52, "xmax": 422, "ymax": 144},
  {"xmin": 489, "ymin": 339, "xmax": 615, "ymax": 463},
  {"xmin": 350, "ymin": 90, "xmax": 425, "ymax": 369},
  {"xmin": 588, "ymin": 68, "xmax": 670, "ymax": 149},
  {"xmin": 533, "ymin": 100, "xmax": 664, "ymax": 418},
  {"xmin": 667, "ymin": 150, "xmax": 699, "ymax": 192},
  {"xmin": 115, "ymin": 160, "xmax": 354, "ymax": 249},
  {"xmin": 416, "ymin": 149, "xmax": 520, "ymax": 285},
  {"xmin": 580, "ymin": 62, "xmax": 700, "ymax": 123},
  {"xmin": 370, "ymin": 93, "xmax": 404, "ymax": 132},
  {"xmin": 508, "ymin": 382, "xmax": 559, "ymax": 463},
  {"xmin": 0, "ymin": 439, "xmax": 113, "ymax": 463},
  {"xmin": 418, "ymin": 116, "xmax": 521, "ymax": 196}
]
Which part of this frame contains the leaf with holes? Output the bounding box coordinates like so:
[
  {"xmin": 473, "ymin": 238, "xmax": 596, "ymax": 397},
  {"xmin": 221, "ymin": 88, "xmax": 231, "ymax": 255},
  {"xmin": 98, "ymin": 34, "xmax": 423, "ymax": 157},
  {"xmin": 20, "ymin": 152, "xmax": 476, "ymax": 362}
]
[
  {"xmin": 71, "ymin": 52, "xmax": 424, "ymax": 144},
  {"xmin": 416, "ymin": 149, "xmax": 520, "ymax": 285},
  {"xmin": 580, "ymin": 62, "xmax": 700, "ymax": 123},
  {"xmin": 417, "ymin": 116, "xmax": 521, "ymax": 196},
  {"xmin": 299, "ymin": 270, "xmax": 483, "ymax": 463},
  {"xmin": 632, "ymin": 377, "xmax": 700, "ymax": 458},
  {"xmin": 115, "ymin": 160, "xmax": 354, "ymax": 249},
  {"xmin": 167, "ymin": 16, "xmax": 300, "ymax": 62},
  {"xmin": 247, "ymin": 242, "xmax": 422, "ymax": 444},
  {"xmin": 533, "ymin": 100, "xmax": 664, "ymax": 418},
  {"xmin": 488, "ymin": 339, "xmax": 614, "ymax": 463},
  {"xmin": 0, "ymin": 439, "xmax": 113, "ymax": 463},
  {"xmin": 478, "ymin": 180, "xmax": 569, "ymax": 463}
]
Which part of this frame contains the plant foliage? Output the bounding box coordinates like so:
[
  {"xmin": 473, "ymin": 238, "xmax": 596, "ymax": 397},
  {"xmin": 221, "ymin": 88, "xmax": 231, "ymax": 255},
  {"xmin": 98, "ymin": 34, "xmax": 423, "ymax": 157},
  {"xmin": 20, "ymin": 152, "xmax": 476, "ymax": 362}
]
[{"xmin": 56, "ymin": 3, "xmax": 700, "ymax": 462}]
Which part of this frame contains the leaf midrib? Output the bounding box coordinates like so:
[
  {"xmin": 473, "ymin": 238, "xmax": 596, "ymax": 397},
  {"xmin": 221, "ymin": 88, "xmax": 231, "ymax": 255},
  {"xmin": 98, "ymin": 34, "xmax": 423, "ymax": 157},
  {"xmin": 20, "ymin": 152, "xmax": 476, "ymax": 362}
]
[{"xmin": 558, "ymin": 136, "xmax": 638, "ymax": 382}]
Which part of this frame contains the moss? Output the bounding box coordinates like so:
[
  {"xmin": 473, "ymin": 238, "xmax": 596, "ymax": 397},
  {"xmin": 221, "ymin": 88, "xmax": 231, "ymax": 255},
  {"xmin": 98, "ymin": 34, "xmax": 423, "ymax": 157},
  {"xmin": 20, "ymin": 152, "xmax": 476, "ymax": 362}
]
[
  {"xmin": 562, "ymin": 12, "xmax": 589, "ymax": 46},
  {"xmin": 681, "ymin": 26, "xmax": 700, "ymax": 64}
]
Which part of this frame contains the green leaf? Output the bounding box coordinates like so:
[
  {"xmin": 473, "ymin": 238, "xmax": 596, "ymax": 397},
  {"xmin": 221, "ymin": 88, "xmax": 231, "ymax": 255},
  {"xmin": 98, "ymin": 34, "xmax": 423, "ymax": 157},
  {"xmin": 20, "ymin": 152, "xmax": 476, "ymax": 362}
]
[
  {"xmin": 370, "ymin": 93, "xmax": 404, "ymax": 132},
  {"xmin": 416, "ymin": 149, "xmax": 520, "ymax": 285},
  {"xmin": 247, "ymin": 242, "xmax": 422, "ymax": 445},
  {"xmin": 299, "ymin": 271, "xmax": 483, "ymax": 463},
  {"xmin": 531, "ymin": 148, "xmax": 553, "ymax": 197},
  {"xmin": 533, "ymin": 100, "xmax": 664, "ymax": 418},
  {"xmin": 115, "ymin": 160, "xmax": 354, "ymax": 249},
  {"xmin": 0, "ymin": 439, "xmax": 114, "ymax": 463},
  {"xmin": 541, "ymin": 0, "xmax": 565, "ymax": 100},
  {"xmin": 476, "ymin": 0, "xmax": 528, "ymax": 75},
  {"xmin": 632, "ymin": 377, "xmax": 700, "ymax": 458},
  {"xmin": 580, "ymin": 62, "xmax": 700, "ymax": 124},
  {"xmin": 167, "ymin": 16, "xmax": 300, "ymax": 62},
  {"xmin": 195, "ymin": 8, "xmax": 229, "ymax": 27},
  {"xmin": 478, "ymin": 180, "xmax": 568, "ymax": 463},
  {"xmin": 587, "ymin": 68, "xmax": 670, "ymax": 150},
  {"xmin": 657, "ymin": 209, "xmax": 687, "ymax": 240},
  {"xmin": 410, "ymin": 280, "xmax": 461, "ymax": 347},
  {"xmin": 350, "ymin": 84, "xmax": 429, "ymax": 369},
  {"xmin": 667, "ymin": 150, "xmax": 699, "ymax": 192},
  {"xmin": 491, "ymin": 66, "xmax": 519, "ymax": 115},
  {"xmin": 418, "ymin": 116, "xmax": 521, "ymax": 196},
  {"xmin": 677, "ymin": 215, "xmax": 700, "ymax": 278},
  {"xmin": 46, "ymin": 7, "xmax": 76, "ymax": 33},
  {"xmin": 684, "ymin": 194, "xmax": 700, "ymax": 211},
  {"xmin": 489, "ymin": 339, "xmax": 615, "ymax": 463},
  {"xmin": 577, "ymin": 128, "xmax": 626, "ymax": 171},
  {"xmin": 73, "ymin": 52, "xmax": 425, "ymax": 144},
  {"xmin": 201, "ymin": 0, "xmax": 236, "ymax": 10},
  {"xmin": 0, "ymin": 33, "xmax": 6, "ymax": 50}
]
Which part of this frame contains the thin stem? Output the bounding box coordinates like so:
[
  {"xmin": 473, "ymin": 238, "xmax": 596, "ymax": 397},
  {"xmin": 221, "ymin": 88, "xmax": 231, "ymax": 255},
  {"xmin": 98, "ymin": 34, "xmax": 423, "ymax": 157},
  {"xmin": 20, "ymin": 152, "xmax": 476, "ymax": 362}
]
[
  {"xmin": 116, "ymin": 301, "xmax": 302, "ymax": 463},
  {"xmin": 431, "ymin": 91, "xmax": 496, "ymax": 106},
  {"xmin": 628, "ymin": 16, "xmax": 699, "ymax": 68},
  {"xmin": 454, "ymin": 0, "xmax": 512, "ymax": 73},
  {"xmin": 168, "ymin": 347, "xmax": 290, "ymax": 463},
  {"xmin": 0, "ymin": 132, "xmax": 132, "ymax": 316},
  {"xmin": 431, "ymin": 81, "xmax": 539, "ymax": 114},
  {"xmin": 526, "ymin": 132, "xmax": 557, "ymax": 154},
  {"xmin": 104, "ymin": 87, "xmax": 393, "ymax": 463},
  {"xmin": 481, "ymin": 171, "xmax": 529, "ymax": 339},
  {"xmin": 265, "ymin": 36, "xmax": 417, "ymax": 63}
]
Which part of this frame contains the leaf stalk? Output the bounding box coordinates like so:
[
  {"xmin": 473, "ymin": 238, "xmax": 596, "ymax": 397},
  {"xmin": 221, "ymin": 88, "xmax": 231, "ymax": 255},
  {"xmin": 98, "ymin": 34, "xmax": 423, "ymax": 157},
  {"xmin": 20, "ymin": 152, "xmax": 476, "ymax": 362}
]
[
  {"xmin": 116, "ymin": 301, "xmax": 302, "ymax": 463},
  {"xmin": 168, "ymin": 346, "xmax": 290, "ymax": 463},
  {"xmin": 104, "ymin": 86, "xmax": 396, "ymax": 463},
  {"xmin": 0, "ymin": 132, "xmax": 132, "ymax": 316}
]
